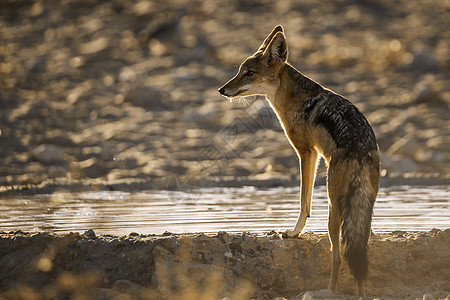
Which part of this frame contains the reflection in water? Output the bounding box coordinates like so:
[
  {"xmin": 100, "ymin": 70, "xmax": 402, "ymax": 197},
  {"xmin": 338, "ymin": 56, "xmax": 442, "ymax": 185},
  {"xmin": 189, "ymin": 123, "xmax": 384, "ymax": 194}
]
[{"xmin": 1, "ymin": 186, "xmax": 449, "ymax": 235}]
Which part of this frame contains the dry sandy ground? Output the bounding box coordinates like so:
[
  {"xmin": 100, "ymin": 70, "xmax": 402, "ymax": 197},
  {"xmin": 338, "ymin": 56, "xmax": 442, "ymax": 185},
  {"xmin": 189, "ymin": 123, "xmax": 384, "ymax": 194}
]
[
  {"xmin": 0, "ymin": 229, "xmax": 449, "ymax": 300},
  {"xmin": 0, "ymin": 0, "xmax": 449, "ymax": 193}
]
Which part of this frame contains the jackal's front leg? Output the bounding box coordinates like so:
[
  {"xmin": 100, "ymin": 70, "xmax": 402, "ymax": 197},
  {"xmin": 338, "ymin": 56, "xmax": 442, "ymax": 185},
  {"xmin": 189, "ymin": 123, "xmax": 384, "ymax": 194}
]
[{"xmin": 285, "ymin": 150, "xmax": 318, "ymax": 237}]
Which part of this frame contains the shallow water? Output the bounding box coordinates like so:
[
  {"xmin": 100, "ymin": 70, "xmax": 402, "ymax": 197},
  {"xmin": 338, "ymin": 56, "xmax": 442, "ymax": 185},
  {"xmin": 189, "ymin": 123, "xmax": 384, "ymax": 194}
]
[{"xmin": 1, "ymin": 186, "xmax": 449, "ymax": 235}]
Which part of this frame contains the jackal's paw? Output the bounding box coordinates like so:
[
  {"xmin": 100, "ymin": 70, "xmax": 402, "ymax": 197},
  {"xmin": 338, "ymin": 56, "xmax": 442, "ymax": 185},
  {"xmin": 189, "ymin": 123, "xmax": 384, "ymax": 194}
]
[{"xmin": 282, "ymin": 229, "xmax": 300, "ymax": 238}]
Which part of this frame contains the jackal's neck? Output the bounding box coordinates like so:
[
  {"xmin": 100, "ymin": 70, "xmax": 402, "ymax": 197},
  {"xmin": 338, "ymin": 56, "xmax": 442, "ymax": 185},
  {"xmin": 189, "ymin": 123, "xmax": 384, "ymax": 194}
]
[
  {"xmin": 267, "ymin": 63, "xmax": 322, "ymax": 114},
  {"xmin": 283, "ymin": 64, "xmax": 322, "ymax": 96}
]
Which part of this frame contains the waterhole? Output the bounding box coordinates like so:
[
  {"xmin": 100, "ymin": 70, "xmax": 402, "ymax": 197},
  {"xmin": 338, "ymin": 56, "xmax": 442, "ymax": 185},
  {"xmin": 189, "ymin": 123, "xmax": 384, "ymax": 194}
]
[{"xmin": 1, "ymin": 186, "xmax": 448, "ymax": 235}]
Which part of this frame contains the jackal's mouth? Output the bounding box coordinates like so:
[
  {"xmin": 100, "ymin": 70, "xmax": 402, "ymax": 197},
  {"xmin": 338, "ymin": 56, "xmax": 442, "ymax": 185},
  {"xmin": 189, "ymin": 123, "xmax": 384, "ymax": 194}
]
[
  {"xmin": 221, "ymin": 88, "xmax": 247, "ymax": 99},
  {"xmin": 226, "ymin": 91, "xmax": 250, "ymax": 103}
]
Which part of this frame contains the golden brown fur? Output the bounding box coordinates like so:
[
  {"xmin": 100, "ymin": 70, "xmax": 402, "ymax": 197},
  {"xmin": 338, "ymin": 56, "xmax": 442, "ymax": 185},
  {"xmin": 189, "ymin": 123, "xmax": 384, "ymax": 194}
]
[{"xmin": 219, "ymin": 25, "xmax": 380, "ymax": 296}]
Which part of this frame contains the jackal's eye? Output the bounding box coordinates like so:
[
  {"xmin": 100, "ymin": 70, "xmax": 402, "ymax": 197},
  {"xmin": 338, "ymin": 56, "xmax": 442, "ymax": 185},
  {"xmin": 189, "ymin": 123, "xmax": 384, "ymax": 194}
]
[{"xmin": 245, "ymin": 70, "xmax": 255, "ymax": 77}]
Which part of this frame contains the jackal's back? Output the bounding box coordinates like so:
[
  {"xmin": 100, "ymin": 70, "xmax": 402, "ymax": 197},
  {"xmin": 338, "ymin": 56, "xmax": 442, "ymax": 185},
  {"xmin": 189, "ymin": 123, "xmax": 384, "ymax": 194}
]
[{"xmin": 304, "ymin": 90, "xmax": 377, "ymax": 158}]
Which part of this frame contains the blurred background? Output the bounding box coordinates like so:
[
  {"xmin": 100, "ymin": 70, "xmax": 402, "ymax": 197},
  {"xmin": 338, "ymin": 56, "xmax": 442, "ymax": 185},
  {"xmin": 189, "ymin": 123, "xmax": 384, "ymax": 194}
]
[{"xmin": 1, "ymin": 0, "xmax": 449, "ymax": 192}]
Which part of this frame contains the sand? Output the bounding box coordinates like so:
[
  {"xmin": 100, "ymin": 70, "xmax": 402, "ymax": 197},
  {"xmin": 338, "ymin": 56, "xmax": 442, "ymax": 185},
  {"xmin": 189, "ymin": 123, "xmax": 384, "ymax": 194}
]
[{"xmin": 0, "ymin": 0, "xmax": 449, "ymax": 192}]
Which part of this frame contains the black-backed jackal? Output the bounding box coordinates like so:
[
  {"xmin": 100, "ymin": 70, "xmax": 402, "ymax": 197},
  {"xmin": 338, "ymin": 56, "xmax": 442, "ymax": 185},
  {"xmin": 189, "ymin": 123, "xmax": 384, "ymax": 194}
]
[{"xmin": 218, "ymin": 25, "xmax": 380, "ymax": 297}]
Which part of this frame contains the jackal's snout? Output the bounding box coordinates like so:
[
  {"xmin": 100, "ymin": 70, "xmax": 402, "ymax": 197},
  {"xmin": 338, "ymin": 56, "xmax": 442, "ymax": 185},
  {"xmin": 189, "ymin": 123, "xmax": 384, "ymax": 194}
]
[{"xmin": 218, "ymin": 83, "xmax": 240, "ymax": 98}]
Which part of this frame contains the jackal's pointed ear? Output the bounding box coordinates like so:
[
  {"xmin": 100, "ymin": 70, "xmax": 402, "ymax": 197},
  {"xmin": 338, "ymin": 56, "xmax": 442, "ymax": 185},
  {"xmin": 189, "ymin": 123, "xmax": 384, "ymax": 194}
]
[
  {"xmin": 256, "ymin": 25, "xmax": 284, "ymax": 53},
  {"xmin": 263, "ymin": 32, "xmax": 288, "ymax": 65}
]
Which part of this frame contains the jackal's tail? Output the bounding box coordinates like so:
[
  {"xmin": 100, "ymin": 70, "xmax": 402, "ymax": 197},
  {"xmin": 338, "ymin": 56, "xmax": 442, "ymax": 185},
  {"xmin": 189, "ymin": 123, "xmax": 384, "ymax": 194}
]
[{"xmin": 339, "ymin": 177, "xmax": 376, "ymax": 281}]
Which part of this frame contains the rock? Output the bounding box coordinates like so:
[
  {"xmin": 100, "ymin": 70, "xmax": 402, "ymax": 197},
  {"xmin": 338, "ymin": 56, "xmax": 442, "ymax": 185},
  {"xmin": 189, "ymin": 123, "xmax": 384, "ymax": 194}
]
[
  {"xmin": 386, "ymin": 136, "xmax": 420, "ymax": 158},
  {"xmin": 124, "ymin": 86, "xmax": 168, "ymax": 111},
  {"xmin": 414, "ymin": 149, "xmax": 446, "ymax": 163},
  {"xmin": 423, "ymin": 293, "xmax": 433, "ymax": 300},
  {"xmin": 183, "ymin": 102, "xmax": 222, "ymax": 127},
  {"xmin": 83, "ymin": 229, "xmax": 96, "ymax": 239},
  {"xmin": 93, "ymin": 288, "xmax": 121, "ymax": 299},
  {"xmin": 112, "ymin": 279, "xmax": 144, "ymax": 294},
  {"xmin": 32, "ymin": 144, "xmax": 66, "ymax": 164},
  {"xmin": 217, "ymin": 231, "xmax": 231, "ymax": 244},
  {"xmin": 413, "ymin": 82, "xmax": 444, "ymax": 105},
  {"xmin": 426, "ymin": 136, "xmax": 450, "ymax": 152},
  {"xmin": 78, "ymin": 158, "xmax": 109, "ymax": 179},
  {"xmin": 301, "ymin": 291, "xmax": 314, "ymax": 300},
  {"xmin": 380, "ymin": 152, "xmax": 420, "ymax": 174},
  {"xmin": 118, "ymin": 67, "xmax": 136, "ymax": 82},
  {"xmin": 405, "ymin": 48, "xmax": 437, "ymax": 71},
  {"xmin": 48, "ymin": 165, "xmax": 68, "ymax": 178}
]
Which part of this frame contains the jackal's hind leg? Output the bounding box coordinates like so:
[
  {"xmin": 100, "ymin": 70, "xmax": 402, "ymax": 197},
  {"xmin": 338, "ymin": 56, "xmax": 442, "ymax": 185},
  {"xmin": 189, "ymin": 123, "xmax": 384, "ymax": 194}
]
[
  {"xmin": 328, "ymin": 203, "xmax": 342, "ymax": 292},
  {"xmin": 357, "ymin": 280, "xmax": 366, "ymax": 297}
]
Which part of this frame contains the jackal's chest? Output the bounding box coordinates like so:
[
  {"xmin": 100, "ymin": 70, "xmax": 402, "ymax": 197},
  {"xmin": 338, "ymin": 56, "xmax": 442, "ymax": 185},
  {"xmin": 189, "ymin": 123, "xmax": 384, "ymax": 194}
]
[
  {"xmin": 277, "ymin": 111, "xmax": 314, "ymax": 150},
  {"xmin": 273, "ymin": 109, "xmax": 334, "ymax": 159}
]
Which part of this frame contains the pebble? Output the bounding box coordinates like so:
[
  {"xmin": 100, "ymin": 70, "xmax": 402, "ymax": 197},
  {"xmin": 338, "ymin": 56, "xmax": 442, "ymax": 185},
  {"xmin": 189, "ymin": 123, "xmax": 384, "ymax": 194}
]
[
  {"xmin": 301, "ymin": 291, "xmax": 314, "ymax": 300},
  {"xmin": 405, "ymin": 48, "xmax": 437, "ymax": 71},
  {"xmin": 83, "ymin": 229, "xmax": 96, "ymax": 239},
  {"xmin": 32, "ymin": 144, "xmax": 65, "ymax": 164},
  {"xmin": 112, "ymin": 279, "xmax": 143, "ymax": 293},
  {"xmin": 423, "ymin": 293, "xmax": 433, "ymax": 300}
]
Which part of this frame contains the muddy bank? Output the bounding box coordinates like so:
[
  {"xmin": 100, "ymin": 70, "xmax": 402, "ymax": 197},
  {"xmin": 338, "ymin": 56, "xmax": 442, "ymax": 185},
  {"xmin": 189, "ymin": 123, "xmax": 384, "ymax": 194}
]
[{"xmin": 0, "ymin": 229, "xmax": 449, "ymax": 299}]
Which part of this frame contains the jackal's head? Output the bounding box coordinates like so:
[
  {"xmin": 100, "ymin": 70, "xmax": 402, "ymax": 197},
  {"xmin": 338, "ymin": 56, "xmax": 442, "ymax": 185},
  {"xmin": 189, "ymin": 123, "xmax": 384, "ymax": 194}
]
[{"xmin": 218, "ymin": 25, "xmax": 288, "ymax": 100}]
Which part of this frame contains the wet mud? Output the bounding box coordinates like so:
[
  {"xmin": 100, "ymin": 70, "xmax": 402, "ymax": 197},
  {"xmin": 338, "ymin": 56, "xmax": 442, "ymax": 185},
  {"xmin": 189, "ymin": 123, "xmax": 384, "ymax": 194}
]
[{"xmin": 0, "ymin": 229, "xmax": 449, "ymax": 299}]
